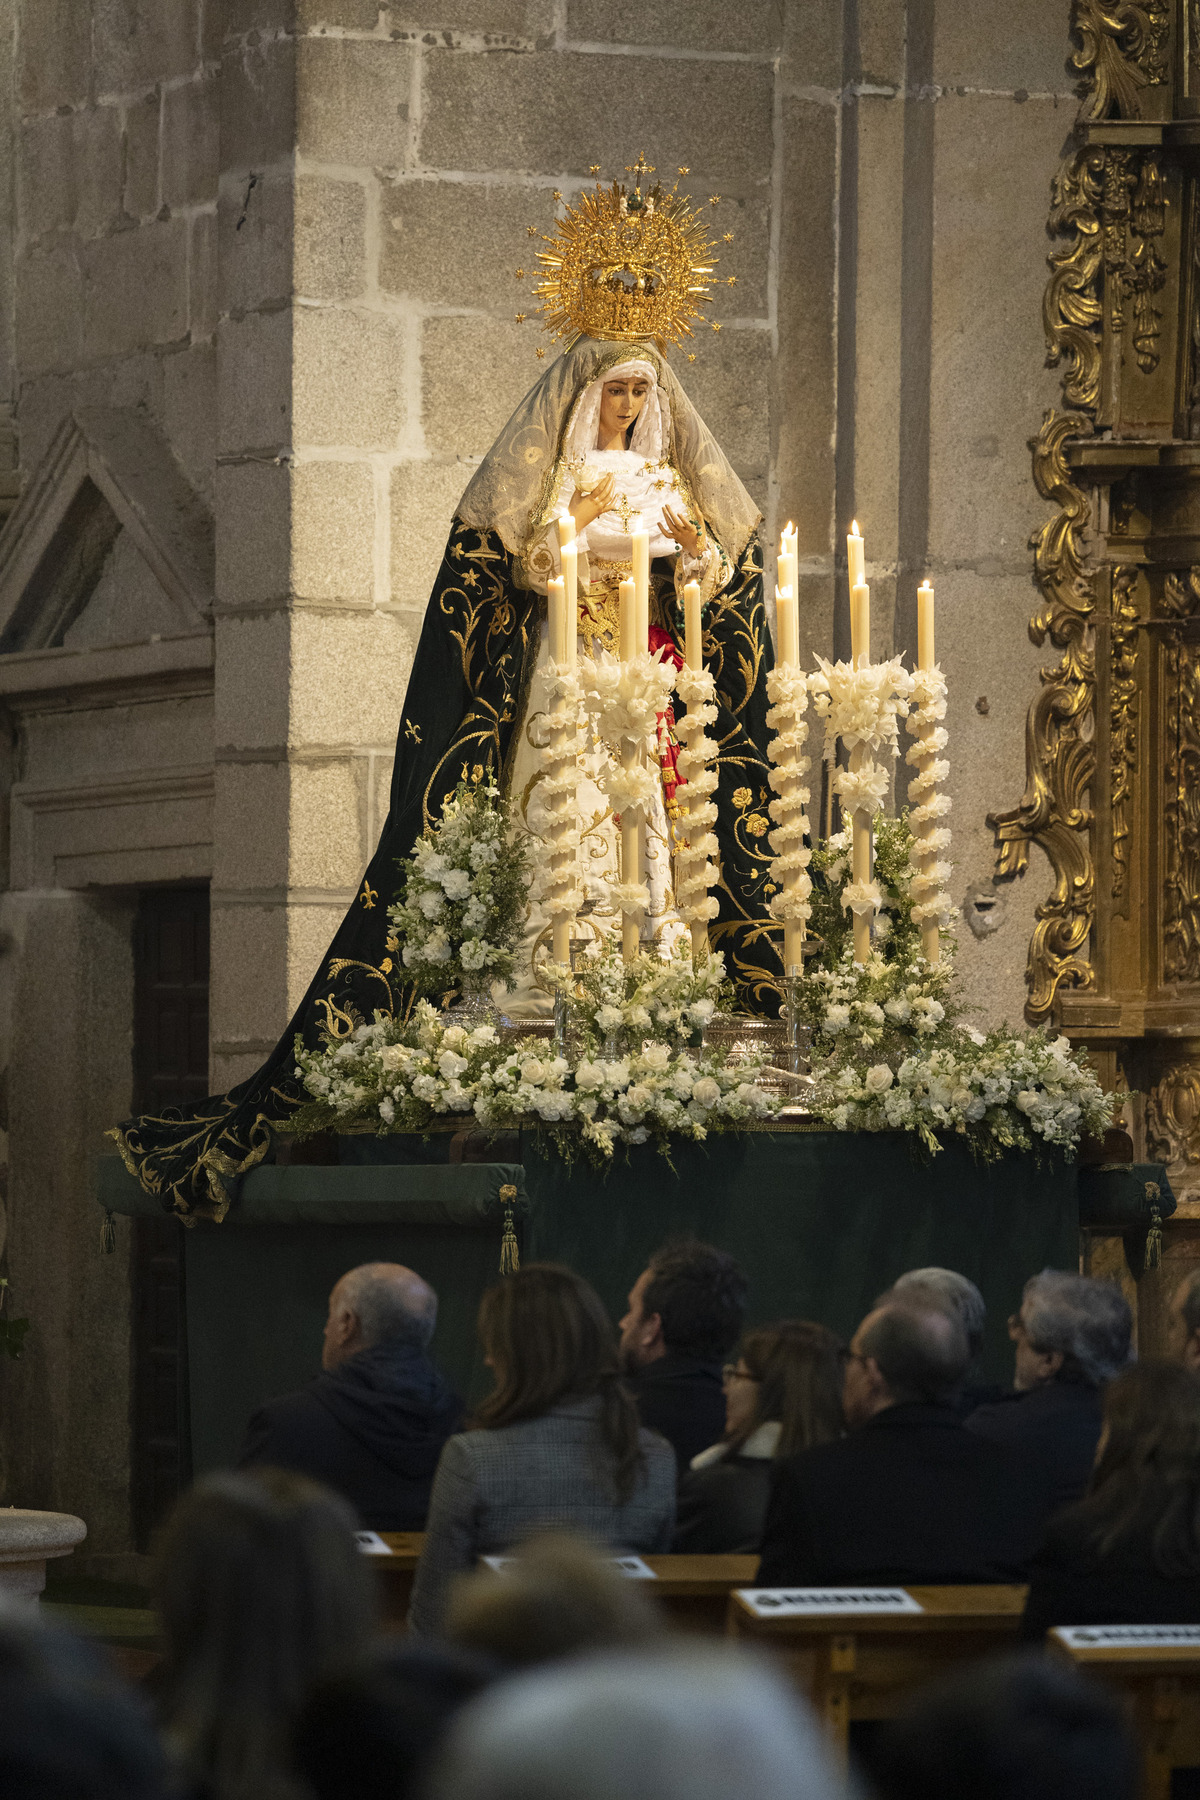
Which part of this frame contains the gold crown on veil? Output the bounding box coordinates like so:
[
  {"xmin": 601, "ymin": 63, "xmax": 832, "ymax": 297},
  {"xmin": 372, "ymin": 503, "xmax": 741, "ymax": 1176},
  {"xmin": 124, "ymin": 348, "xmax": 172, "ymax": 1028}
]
[{"xmin": 515, "ymin": 156, "xmax": 734, "ymax": 355}]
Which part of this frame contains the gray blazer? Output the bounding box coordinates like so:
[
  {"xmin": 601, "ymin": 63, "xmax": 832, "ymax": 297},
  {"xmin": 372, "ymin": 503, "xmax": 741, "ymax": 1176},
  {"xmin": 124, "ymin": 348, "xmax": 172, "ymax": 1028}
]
[{"xmin": 407, "ymin": 1395, "xmax": 676, "ymax": 1635}]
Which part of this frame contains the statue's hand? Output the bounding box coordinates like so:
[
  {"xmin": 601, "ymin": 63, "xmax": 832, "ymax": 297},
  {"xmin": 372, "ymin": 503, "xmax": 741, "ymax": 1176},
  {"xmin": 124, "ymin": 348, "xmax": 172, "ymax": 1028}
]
[
  {"xmin": 570, "ymin": 474, "xmax": 616, "ymax": 530},
  {"xmin": 662, "ymin": 503, "xmax": 704, "ymax": 560}
]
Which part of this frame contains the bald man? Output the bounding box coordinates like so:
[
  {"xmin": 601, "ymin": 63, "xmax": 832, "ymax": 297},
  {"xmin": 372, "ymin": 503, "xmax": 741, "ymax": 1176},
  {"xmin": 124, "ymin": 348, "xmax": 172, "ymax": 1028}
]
[
  {"xmin": 239, "ymin": 1262, "xmax": 462, "ymax": 1531},
  {"xmin": 755, "ymin": 1298, "xmax": 1053, "ymax": 1588}
]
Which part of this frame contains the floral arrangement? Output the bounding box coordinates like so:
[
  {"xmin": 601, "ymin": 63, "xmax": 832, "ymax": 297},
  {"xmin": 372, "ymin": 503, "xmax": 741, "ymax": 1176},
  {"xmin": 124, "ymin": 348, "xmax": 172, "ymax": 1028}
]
[
  {"xmin": 292, "ymin": 944, "xmax": 780, "ymax": 1166},
  {"xmin": 809, "ymin": 654, "xmax": 912, "ymax": 928},
  {"xmin": 801, "ymin": 817, "xmax": 1110, "ymax": 1159},
  {"xmin": 764, "ymin": 663, "xmax": 814, "ymax": 937},
  {"xmin": 526, "ymin": 659, "xmax": 584, "ymax": 934},
  {"xmin": 674, "ymin": 663, "xmax": 721, "ymax": 930},
  {"xmin": 388, "ymin": 776, "xmax": 528, "ymax": 993},
  {"xmin": 905, "ymin": 665, "xmax": 953, "ymax": 930}
]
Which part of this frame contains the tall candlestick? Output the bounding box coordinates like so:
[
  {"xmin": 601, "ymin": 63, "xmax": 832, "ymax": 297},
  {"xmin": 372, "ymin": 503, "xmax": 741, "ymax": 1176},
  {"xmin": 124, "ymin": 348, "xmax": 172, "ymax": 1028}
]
[
  {"xmin": 561, "ymin": 540, "xmax": 578, "ymax": 667},
  {"xmin": 775, "ymin": 584, "xmax": 799, "ymax": 669},
  {"xmin": 917, "ymin": 579, "xmax": 934, "ymax": 672},
  {"xmin": 548, "ymin": 576, "xmax": 567, "ymax": 664},
  {"xmin": 847, "ymin": 519, "xmax": 864, "ymax": 590},
  {"xmin": 631, "ymin": 514, "xmax": 649, "ymax": 651},
  {"xmin": 684, "ymin": 580, "xmax": 702, "ymax": 672},
  {"xmin": 619, "ymin": 576, "xmax": 637, "ymax": 662},
  {"xmin": 851, "ymin": 581, "xmax": 870, "ymax": 667},
  {"xmin": 850, "ymin": 744, "xmax": 872, "ymax": 964},
  {"xmin": 557, "ymin": 509, "xmax": 575, "ymax": 547}
]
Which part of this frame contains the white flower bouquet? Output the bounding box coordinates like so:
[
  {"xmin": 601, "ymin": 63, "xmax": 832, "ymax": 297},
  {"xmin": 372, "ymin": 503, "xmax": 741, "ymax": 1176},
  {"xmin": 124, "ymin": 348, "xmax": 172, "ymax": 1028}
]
[
  {"xmin": 290, "ymin": 941, "xmax": 781, "ymax": 1166},
  {"xmin": 388, "ymin": 775, "xmax": 528, "ymax": 995}
]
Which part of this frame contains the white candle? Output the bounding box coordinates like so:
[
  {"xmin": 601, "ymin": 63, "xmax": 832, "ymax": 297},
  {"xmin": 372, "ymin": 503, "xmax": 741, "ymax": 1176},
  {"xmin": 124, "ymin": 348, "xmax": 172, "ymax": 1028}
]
[
  {"xmin": 619, "ymin": 576, "xmax": 637, "ymax": 662},
  {"xmin": 847, "ymin": 519, "xmax": 864, "ymax": 590},
  {"xmin": 548, "ymin": 576, "xmax": 567, "ymax": 665},
  {"xmin": 778, "ymin": 521, "xmax": 798, "ymax": 602},
  {"xmin": 917, "ymin": 579, "xmax": 934, "ymax": 671},
  {"xmin": 851, "ymin": 581, "xmax": 870, "ymax": 666},
  {"xmin": 684, "ymin": 581, "xmax": 702, "ymax": 672},
  {"xmin": 775, "ymin": 584, "xmax": 799, "ymax": 669},
  {"xmin": 561, "ymin": 540, "xmax": 578, "ymax": 668},
  {"xmin": 557, "ymin": 509, "xmax": 576, "ymax": 547},
  {"xmin": 631, "ymin": 514, "xmax": 649, "ymax": 651}
]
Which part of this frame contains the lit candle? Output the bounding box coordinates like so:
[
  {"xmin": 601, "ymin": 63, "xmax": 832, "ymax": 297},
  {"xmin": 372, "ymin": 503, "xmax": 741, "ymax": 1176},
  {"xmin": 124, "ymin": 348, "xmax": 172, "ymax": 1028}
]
[
  {"xmin": 631, "ymin": 514, "xmax": 649, "ymax": 651},
  {"xmin": 851, "ymin": 581, "xmax": 870, "ymax": 666},
  {"xmin": 561, "ymin": 539, "xmax": 578, "ymax": 668},
  {"xmin": 775, "ymin": 584, "xmax": 799, "ymax": 669},
  {"xmin": 777, "ymin": 520, "xmax": 797, "ymax": 601},
  {"xmin": 847, "ymin": 519, "xmax": 864, "ymax": 590},
  {"xmin": 917, "ymin": 579, "xmax": 934, "ymax": 671},
  {"xmin": 684, "ymin": 580, "xmax": 702, "ymax": 672},
  {"xmin": 619, "ymin": 576, "xmax": 637, "ymax": 662},
  {"xmin": 548, "ymin": 576, "xmax": 567, "ymax": 665}
]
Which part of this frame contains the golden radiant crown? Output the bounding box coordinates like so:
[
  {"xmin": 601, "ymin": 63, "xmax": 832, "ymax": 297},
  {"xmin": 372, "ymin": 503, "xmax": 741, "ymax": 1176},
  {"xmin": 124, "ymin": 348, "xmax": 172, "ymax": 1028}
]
[{"xmin": 515, "ymin": 156, "xmax": 733, "ymax": 358}]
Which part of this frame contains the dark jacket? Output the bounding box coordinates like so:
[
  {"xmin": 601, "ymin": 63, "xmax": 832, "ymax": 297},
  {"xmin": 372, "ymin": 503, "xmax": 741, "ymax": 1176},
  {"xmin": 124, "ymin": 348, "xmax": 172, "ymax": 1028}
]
[
  {"xmin": 674, "ymin": 1423, "xmax": 779, "ymax": 1553},
  {"xmin": 965, "ymin": 1380, "xmax": 1103, "ymax": 1514},
  {"xmin": 756, "ymin": 1402, "xmax": 1053, "ymax": 1589},
  {"xmin": 1022, "ymin": 1512, "xmax": 1200, "ymax": 1641},
  {"xmin": 627, "ymin": 1352, "xmax": 727, "ymax": 1474},
  {"xmin": 239, "ymin": 1339, "xmax": 462, "ymax": 1531}
]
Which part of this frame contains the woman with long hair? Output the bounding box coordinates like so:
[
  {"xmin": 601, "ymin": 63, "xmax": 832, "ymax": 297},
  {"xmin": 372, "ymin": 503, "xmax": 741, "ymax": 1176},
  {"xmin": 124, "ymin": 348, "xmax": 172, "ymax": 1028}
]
[
  {"xmin": 1022, "ymin": 1360, "xmax": 1200, "ymax": 1639},
  {"xmin": 408, "ymin": 1264, "xmax": 675, "ymax": 1636},
  {"xmin": 153, "ymin": 1467, "xmax": 376, "ymax": 1800},
  {"xmin": 674, "ymin": 1321, "xmax": 845, "ymax": 1553}
]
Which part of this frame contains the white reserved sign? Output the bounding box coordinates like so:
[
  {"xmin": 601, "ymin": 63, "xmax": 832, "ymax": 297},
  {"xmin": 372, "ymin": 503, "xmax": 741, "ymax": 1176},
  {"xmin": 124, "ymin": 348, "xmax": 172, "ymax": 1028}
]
[
  {"xmin": 738, "ymin": 1587, "xmax": 924, "ymax": 1618},
  {"xmin": 1054, "ymin": 1625, "xmax": 1200, "ymax": 1650},
  {"xmin": 482, "ymin": 1553, "xmax": 657, "ymax": 1581},
  {"xmin": 355, "ymin": 1531, "xmax": 394, "ymax": 1557}
]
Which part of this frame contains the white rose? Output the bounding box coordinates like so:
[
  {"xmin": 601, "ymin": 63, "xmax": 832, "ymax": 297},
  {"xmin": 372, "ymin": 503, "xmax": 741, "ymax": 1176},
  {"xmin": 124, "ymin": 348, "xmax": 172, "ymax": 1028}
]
[
  {"xmin": 438, "ymin": 1049, "xmax": 469, "ymax": 1079},
  {"xmin": 864, "ymin": 1063, "xmax": 894, "ymax": 1094},
  {"xmin": 692, "ymin": 1077, "xmax": 721, "ymax": 1108},
  {"xmin": 470, "ymin": 1024, "xmax": 498, "ymax": 1047},
  {"xmin": 379, "ymin": 1044, "xmax": 409, "ymax": 1072},
  {"xmin": 625, "ymin": 1084, "xmax": 653, "ymax": 1111},
  {"xmin": 641, "ymin": 1042, "xmax": 671, "ymax": 1072},
  {"xmin": 441, "ymin": 1025, "xmax": 467, "ymax": 1050},
  {"xmin": 574, "ymin": 1060, "xmax": 604, "ymax": 1092},
  {"xmin": 520, "ymin": 1058, "xmax": 546, "ymax": 1086}
]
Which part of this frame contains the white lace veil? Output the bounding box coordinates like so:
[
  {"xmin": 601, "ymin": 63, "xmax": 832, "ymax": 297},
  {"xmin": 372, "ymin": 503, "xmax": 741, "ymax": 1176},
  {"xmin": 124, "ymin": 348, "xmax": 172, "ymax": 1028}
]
[
  {"xmin": 563, "ymin": 358, "xmax": 666, "ymax": 462},
  {"xmin": 455, "ymin": 336, "xmax": 761, "ymax": 586}
]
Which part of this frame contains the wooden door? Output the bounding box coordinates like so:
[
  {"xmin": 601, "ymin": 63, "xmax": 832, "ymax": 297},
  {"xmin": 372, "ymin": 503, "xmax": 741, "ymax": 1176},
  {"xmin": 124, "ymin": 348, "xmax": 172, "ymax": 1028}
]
[{"xmin": 130, "ymin": 886, "xmax": 209, "ymax": 1549}]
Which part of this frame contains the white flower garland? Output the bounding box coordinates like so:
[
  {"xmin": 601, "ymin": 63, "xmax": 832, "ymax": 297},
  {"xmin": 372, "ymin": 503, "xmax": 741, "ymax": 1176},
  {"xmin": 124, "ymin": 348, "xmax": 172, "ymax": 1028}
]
[
  {"xmin": 810, "ymin": 655, "xmax": 913, "ymax": 931},
  {"xmin": 905, "ymin": 665, "xmax": 954, "ymax": 928},
  {"xmin": 675, "ymin": 664, "xmax": 721, "ymax": 929},
  {"xmin": 527, "ymin": 659, "xmax": 584, "ymax": 928},
  {"xmin": 765, "ymin": 665, "xmax": 813, "ymax": 931},
  {"xmin": 579, "ymin": 648, "xmax": 679, "ymax": 936}
]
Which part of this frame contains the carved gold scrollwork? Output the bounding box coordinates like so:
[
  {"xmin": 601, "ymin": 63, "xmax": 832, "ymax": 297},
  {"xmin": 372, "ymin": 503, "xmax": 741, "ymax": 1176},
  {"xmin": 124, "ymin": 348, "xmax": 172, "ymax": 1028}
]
[
  {"xmin": 1163, "ymin": 567, "xmax": 1200, "ymax": 616},
  {"xmin": 1045, "ymin": 148, "xmax": 1105, "ymax": 414},
  {"xmin": 1110, "ymin": 565, "xmax": 1140, "ymax": 902},
  {"xmin": 1125, "ymin": 155, "xmax": 1168, "ymax": 372},
  {"xmin": 1145, "ymin": 1059, "xmax": 1200, "ymax": 1174},
  {"xmin": 989, "ymin": 411, "xmax": 1098, "ymax": 1022},
  {"xmin": 1072, "ymin": 0, "xmax": 1169, "ymax": 122},
  {"xmin": 1163, "ymin": 625, "xmax": 1200, "ymax": 983}
]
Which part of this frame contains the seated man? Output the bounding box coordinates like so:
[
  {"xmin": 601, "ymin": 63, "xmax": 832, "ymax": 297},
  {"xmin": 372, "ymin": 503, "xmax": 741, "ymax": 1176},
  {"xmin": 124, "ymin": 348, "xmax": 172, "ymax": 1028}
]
[
  {"xmin": 618, "ymin": 1239, "xmax": 747, "ymax": 1473},
  {"xmin": 966, "ymin": 1269, "xmax": 1132, "ymax": 1512},
  {"xmin": 239, "ymin": 1261, "xmax": 462, "ymax": 1531},
  {"xmin": 1167, "ymin": 1266, "xmax": 1200, "ymax": 1371},
  {"xmin": 756, "ymin": 1296, "xmax": 1051, "ymax": 1588},
  {"xmin": 891, "ymin": 1265, "xmax": 1003, "ymax": 1414}
]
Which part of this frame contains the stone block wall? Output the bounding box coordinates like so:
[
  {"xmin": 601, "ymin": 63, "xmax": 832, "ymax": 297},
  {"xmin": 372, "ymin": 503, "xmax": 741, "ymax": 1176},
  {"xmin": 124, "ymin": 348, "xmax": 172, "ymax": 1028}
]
[{"xmin": 12, "ymin": 0, "xmax": 218, "ymax": 501}]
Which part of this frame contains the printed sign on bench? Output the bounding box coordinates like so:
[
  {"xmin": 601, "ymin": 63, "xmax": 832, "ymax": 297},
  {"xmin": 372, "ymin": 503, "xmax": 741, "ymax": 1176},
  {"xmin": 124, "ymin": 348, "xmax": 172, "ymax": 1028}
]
[
  {"xmin": 1054, "ymin": 1625, "xmax": 1200, "ymax": 1650},
  {"xmin": 482, "ymin": 1553, "xmax": 656, "ymax": 1580},
  {"xmin": 355, "ymin": 1531, "xmax": 394, "ymax": 1557},
  {"xmin": 738, "ymin": 1587, "xmax": 925, "ymax": 1619}
]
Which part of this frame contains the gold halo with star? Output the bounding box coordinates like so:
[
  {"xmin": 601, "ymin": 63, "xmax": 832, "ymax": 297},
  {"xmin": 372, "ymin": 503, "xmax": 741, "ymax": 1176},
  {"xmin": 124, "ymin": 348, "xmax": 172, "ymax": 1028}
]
[{"xmin": 516, "ymin": 155, "xmax": 730, "ymax": 352}]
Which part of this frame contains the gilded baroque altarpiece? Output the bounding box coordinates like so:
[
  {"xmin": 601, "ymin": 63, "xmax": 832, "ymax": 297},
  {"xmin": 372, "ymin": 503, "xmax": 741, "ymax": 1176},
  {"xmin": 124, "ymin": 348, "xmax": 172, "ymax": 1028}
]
[{"xmin": 993, "ymin": 0, "xmax": 1200, "ymax": 1192}]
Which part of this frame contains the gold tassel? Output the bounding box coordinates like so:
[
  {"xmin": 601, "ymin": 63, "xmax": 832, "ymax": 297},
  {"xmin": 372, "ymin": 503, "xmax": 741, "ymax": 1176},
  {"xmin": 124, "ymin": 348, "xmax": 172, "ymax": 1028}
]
[
  {"xmin": 1144, "ymin": 1183, "xmax": 1163, "ymax": 1274},
  {"xmin": 499, "ymin": 1182, "xmax": 520, "ymax": 1275},
  {"xmin": 100, "ymin": 1210, "xmax": 116, "ymax": 1255}
]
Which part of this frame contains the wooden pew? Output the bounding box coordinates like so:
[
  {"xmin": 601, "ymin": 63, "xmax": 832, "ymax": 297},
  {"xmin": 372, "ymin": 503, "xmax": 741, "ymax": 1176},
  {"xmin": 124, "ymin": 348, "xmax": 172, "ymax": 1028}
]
[
  {"xmin": 372, "ymin": 1538, "xmax": 757, "ymax": 1635},
  {"xmin": 728, "ymin": 1584, "xmax": 1028, "ymax": 1756},
  {"xmin": 1050, "ymin": 1626, "xmax": 1200, "ymax": 1800}
]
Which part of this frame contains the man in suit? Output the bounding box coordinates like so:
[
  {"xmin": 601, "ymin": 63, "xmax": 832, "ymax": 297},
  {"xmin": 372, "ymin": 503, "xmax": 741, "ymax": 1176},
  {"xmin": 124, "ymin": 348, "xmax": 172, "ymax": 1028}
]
[
  {"xmin": 618, "ymin": 1240, "xmax": 747, "ymax": 1473},
  {"xmin": 965, "ymin": 1270, "xmax": 1132, "ymax": 1512},
  {"xmin": 756, "ymin": 1296, "xmax": 1052, "ymax": 1588},
  {"xmin": 239, "ymin": 1261, "xmax": 462, "ymax": 1531}
]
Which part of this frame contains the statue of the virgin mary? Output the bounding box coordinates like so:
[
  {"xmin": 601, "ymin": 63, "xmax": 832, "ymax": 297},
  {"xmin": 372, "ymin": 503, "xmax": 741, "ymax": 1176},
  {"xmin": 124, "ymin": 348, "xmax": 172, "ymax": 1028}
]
[{"xmin": 113, "ymin": 163, "xmax": 784, "ymax": 1219}]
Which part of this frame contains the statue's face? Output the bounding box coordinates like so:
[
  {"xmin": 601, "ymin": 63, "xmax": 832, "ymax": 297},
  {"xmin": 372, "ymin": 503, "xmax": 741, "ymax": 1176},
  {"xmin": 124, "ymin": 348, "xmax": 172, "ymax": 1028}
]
[{"xmin": 598, "ymin": 376, "xmax": 650, "ymax": 443}]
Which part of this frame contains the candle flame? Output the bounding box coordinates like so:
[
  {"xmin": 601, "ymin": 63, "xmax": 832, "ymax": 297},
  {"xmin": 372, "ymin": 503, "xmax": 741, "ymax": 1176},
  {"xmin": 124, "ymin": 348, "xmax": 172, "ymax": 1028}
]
[{"xmin": 851, "ymin": 519, "xmax": 860, "ymax": 536}]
